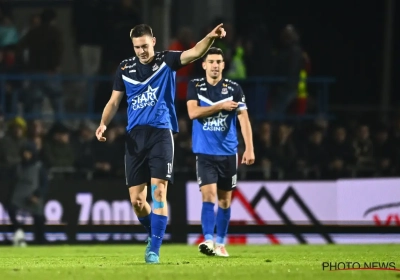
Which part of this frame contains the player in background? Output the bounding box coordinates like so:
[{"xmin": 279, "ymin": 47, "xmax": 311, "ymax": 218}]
[
  {"xmin": 186, "ymin": 47, "xmax": 255, "ymax": 257},
  {"xmin": 95, "ymin": 24, "xmax": 226, "ymax": 264}
]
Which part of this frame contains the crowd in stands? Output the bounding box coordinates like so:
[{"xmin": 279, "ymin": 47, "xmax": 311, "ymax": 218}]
[{"xmin": 1, "ymin": 114, "xmax": 400, "ymax": 182}]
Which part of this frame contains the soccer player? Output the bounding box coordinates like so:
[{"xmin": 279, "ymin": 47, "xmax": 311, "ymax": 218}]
[
  {"xmin": 95, "ymin": 24, "xmax": 226, "ymax": 264},
  {"xmin": 186, "ymin": 47, "xmax": 255, "ymax": 257}
]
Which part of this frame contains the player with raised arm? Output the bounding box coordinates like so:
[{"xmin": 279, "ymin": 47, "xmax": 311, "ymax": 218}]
[
  {"xmin": 95, "ymin": 24, "xmax": 226, "ymax": 264},
  {"xmin": 187, "ymin": 47, "xmax": 255, "ymax": 257}
]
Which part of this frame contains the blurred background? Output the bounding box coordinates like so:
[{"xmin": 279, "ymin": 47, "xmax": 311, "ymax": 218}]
[{"xmin": 0, "ymin": 0, "xmax": 399, "ymax": 246}]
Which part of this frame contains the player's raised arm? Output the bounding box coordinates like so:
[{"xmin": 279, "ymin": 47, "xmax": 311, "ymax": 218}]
[
  {"xmin": 96, "ymin": 90, "xmax": 124, "ymax": 142},
  {"xmin": 180, "ymin": 24, "xmax": 226, "ymax": 65}
]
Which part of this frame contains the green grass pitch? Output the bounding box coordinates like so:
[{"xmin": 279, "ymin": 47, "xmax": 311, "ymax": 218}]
[{"xmin": 0, "ymin": 244, "xmax": 399, "ymax": 279}]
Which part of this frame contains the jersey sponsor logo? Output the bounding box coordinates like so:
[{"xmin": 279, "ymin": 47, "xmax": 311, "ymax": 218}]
[
  {"xmin": 203, "ymin": 112, "xmax": 229, "ymax": 132},
  {"xmin": 121, "ymin": 63, "xmax": 136, "ymax": 70},
  {"xmin": 131, "ymin": 85, "xmax": 159, "ymax": 110},
  {"xmin": 225, "ymin": 79, "xmax": 238, "ymax": 86}
]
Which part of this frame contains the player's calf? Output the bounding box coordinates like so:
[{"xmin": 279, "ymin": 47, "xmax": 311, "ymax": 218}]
[{"xmin": 149, "ymin": 181, "xmax": 168, "ymax": 259}]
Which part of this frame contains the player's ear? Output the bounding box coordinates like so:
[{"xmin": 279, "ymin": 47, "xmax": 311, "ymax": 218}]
[
  {"xmin": 152, "ymin": 37, "xmax": 156, "ymax": 46},
  {"xmin": 221, "ymin": 61, "xmax": 225, "ymax": 70},
  {"xmin": 202, "ymin": 61, "xmax": 206, "ymax": 70}
]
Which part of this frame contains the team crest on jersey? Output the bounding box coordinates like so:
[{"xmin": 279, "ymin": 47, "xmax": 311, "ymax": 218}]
[
  {"xmin": 152, "ymin": 64, "xmax": 159, "ymax": 71},
  {"xmin": 221, "ymin": 88, "xmax": 228, "ymax": 94},
  {"xmin": 131, "ymin": 85, "xmax": 158, "ymax": 110},
  {"xmin": 203, "ymin": 112, "xmax": 228, "ymax": 131}
]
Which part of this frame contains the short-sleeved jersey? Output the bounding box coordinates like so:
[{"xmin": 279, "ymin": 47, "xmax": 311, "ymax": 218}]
[
  {"xmin": 113, "ymin": 51, "xmax": 183, "ymax": 133},
  {"xmin": 187, "ymin": 77, "xmax": 247, "ymax": 156}
]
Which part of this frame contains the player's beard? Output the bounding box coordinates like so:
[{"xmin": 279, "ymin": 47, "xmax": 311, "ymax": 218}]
[{"xmin": 209, "ymin": 70, "xmax": 219, "ymax": 79}]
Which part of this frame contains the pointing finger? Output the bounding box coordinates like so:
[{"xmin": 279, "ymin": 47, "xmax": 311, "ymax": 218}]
[{"xmin": 215, "ymin": 23, "xmax": 224, "ymax": 30}]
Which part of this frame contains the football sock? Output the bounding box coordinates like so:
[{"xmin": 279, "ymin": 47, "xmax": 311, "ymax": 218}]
[
  {"xmin": 201, "ymin": 202, "xmax": 215, "ymax": 241},
  {"xmin": 216, "ymin": 206, "xmax": 231, "ymax": 244},
  {"xmin": 150, "ymin": 213, "xmax": 167, "ymax": 256},
  {"xmin": 138, "ymin": 211, "xmax": 152, "ymax": 236}
]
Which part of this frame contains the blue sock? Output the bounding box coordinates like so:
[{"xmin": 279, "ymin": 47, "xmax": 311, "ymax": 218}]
[
  {"xmin": 201, "ymin": 202, "xmax": 215, "ymax": 241},
  {"xmin": 150, "ymin": 213, "xmax": 167, "ymax": 256},
  {"xmin": 138, "ymin": 212, "xmax": 152, "ymax": 236},
  {"xmin": 216, "ymin": 207, "xmax": 231, "ymax": 244}
]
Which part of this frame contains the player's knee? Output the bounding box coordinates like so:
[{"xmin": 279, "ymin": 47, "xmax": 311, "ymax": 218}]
[
  {"xmin": 131, "ymin": 198, "xmax": 145, "ymax": 212},
  {"xmin": 151, "ymin": 184, "xmax": 166, "ymax": 209},
  {"xmin": 151, "ymin": 184, "xmax": 166, "ymax": 200},
  {"xmin": 218, "ymin": 197, "xmax": 231, "ymax": 209},
  {"xmin": 201, "ymin": 184, "xmax": 217, "ymax": 202},
  {"xmin": 201, "ymin": 191, "xmax": 217, "ymax": 203}
]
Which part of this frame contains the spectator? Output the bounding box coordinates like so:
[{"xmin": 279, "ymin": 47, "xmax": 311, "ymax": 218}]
[
  {"xmin": 0, "ymin": 116, "xmax": 27, "ymax": 171},
  {"xmin": 71, "ymin": 120, "xmax": 96, "ymax": 174},
  {"xmin": 42, "ymin": 122, "xmax": 75, "ymax": 169},
  {"xmin": 373, "ymin": 126, "xmax": 395, "ymax": 176},
  {"xmin": 353, "ymin": 124, "xmax": 375, "ymax": 176},
  {"xmin": 325, "ymin": 126, "xmax": 355, "ymax": 178},
  {"xmin": 254, "ymin": 122, "xmax": 277, "ymax": 179},
  {"xmin": 92, "ymin": 126, "xmax": 124, "ymax": 178},
  {"xmin": 8, "ymin": 141, "xmax": 48, "ymax": 246},
  {"xmin": 297, "ymin": 127, "xmax": 328, "ymax": 179},
  {"xmin": 0, "ymin": 15, "xmax": 19, "ymax": 48},
  {"xmin": 26, "ymin": 119, "xmax": 46, "ymax": 161},
  {"xmin": 17, "ymin": 8, "xmax": 64, "ymax": 119},
  {"xmin": 72, "ymin": 0, "xmax": 104, "ymax": 76},
  {"xmin": 273, "ymin": 123, "xmax": 297, "ymax": 178},
  {"xmin": 270, "ymin": 24, "xmax": 304, "ymax": 115}
]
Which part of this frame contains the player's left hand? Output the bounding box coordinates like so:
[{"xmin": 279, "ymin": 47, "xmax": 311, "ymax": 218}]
[
  {"xmin": 208, "ymin": 23, "xmax": 226, "ymax": 39},
  {"xmin": 96, "ymin": 124, "xmax": 107, "ymax": 142},
  {"xmin": 242, "ymin": 150, "xmax": 255, "ymax": 165}
]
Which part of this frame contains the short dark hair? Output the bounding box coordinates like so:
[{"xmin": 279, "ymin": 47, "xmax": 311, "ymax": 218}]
[
  {"xmin": 130, "ymin": 24, "xmax": 153, "ymax": 38},
  {"xmin": 203, "ymin": 47, "xmax": 224, "ymax": 61}
]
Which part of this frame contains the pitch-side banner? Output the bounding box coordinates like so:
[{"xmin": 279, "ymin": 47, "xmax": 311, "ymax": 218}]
[
  {"xmin": 186, "ymin": 179, "xmax": 400, "ymax": 245},
  {"xmin": 337, "ymin": 178, "xmax": 400, "ymax": 226},
  {"xmin": 186, "ymin": 181, "xmax": 337, "ymax": 225}
]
